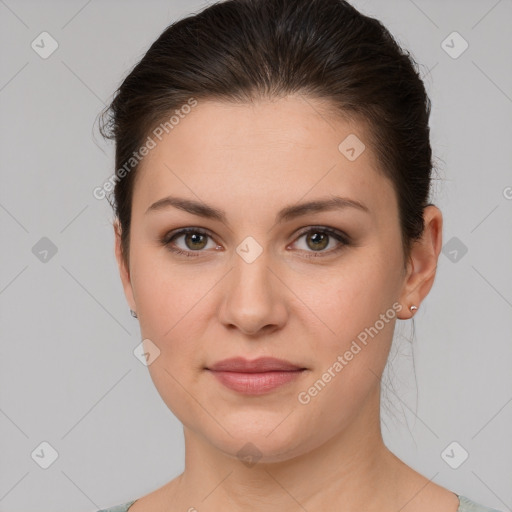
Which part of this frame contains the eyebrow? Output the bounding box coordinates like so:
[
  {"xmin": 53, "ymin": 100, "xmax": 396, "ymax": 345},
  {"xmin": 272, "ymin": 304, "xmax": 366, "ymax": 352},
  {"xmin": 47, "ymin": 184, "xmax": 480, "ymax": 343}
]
[{"xmin": 145, "ymin": 195, "xmax": 370, "ymax": 224}]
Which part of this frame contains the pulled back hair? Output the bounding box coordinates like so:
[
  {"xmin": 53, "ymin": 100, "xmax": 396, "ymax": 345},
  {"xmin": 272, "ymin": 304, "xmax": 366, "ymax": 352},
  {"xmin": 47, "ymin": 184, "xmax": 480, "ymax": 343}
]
[{"xmin": 99, "ymin": 0, "xmax": 435, "ymax": 270}]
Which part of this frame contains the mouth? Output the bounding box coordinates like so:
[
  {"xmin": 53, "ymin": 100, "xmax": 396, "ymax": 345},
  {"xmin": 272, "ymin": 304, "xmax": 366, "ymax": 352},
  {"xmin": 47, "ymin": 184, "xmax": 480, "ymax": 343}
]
[
  {"xmin": 205, "ymin": 357, "xmax": 308, "ymax": 395},
  {"xmin": 206, "ymin": 356, "xmax": 306, "ymax": 373}
]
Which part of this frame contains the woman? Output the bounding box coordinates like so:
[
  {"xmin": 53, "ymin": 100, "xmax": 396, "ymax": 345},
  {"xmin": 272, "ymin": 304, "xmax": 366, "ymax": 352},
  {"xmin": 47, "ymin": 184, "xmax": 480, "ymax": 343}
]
[{"xmin": 96, "ymin": 0, "xmax": 503, "ymax": 510}]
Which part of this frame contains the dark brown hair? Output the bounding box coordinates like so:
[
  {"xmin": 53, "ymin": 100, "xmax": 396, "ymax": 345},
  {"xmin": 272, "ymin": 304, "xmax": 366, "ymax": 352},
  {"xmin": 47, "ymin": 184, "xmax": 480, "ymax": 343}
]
[{"xmin": 98, "ymin": 0, "xmax": 435, "ymax": 269}]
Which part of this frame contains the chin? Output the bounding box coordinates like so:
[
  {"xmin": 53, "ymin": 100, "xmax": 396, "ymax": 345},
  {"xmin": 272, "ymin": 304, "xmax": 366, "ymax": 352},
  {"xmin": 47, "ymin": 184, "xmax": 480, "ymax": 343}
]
[{"xmin": 206, "ymin": 422, "xmax": 312, "ymax": 465}]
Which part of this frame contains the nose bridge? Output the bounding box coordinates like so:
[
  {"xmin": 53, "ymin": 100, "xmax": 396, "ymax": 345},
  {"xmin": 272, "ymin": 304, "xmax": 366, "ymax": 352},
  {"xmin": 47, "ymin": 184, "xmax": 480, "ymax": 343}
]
[
  {"xmin": 219, "ymin": 237, "xmax": 286, "ymax": 334},
  {"xmin": 232, "ymin": 238, "xmax": 274, "ymax": 302}
]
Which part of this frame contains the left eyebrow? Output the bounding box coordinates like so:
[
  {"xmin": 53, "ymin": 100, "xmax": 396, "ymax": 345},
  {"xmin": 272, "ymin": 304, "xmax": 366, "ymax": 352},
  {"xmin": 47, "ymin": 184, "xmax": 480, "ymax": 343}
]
[
  {"xmin": 145, "ymin": 195, "xmax": 370, "ymax": 224},
  {"xmin": 276, "ymin": 196, "xmax": 370, "ymax": 223}
]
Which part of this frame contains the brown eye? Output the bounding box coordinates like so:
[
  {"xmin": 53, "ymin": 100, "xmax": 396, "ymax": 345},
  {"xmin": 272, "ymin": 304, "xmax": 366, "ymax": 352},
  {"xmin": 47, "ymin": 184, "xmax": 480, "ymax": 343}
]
[
  {"xmin": 183, "ymin": 232, "xmax": 208, "ymax": 250},
  {"xmin": 163, "ymin": 228, "xmax": 218, "ymax": 257},
  {"xmin": 292, "ymin": 226, "xmax": 350, "ymax": 258},
  {"xmin": 305, "ymin": 231, "xmax": 329, "ymax": 251}
]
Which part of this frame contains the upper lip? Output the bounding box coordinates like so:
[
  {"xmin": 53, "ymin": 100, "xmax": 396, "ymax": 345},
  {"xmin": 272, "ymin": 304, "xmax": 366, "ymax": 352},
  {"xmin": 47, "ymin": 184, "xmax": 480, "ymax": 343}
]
[{"xmin": 207, "ymin": 357, "xmax": 305, "ymax": 373}]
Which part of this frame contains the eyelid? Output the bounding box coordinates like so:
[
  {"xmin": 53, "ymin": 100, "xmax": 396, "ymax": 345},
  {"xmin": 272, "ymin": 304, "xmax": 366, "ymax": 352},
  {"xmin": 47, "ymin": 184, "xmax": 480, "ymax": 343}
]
[
  {"xmin": 162, "ymin": 226, "xmax": 213, "ymax": 244},
  {"xmin": 292, "ymin": 225, "xmax": 350, "ymax": 244}
]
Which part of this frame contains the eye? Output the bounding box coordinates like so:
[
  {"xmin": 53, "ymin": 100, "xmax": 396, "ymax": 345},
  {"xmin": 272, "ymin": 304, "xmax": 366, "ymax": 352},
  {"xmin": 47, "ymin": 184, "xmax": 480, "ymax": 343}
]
[
  {"xmin": 162, "ymin": 228, "xmax": 221, "ymax": 257},
  {"xmin": 161, "ymin": 226, "xmax": 350, "ymax": 258},
  {"xmin": 291, "ymin": 226, "xmax": 350, "ymax": 258}
]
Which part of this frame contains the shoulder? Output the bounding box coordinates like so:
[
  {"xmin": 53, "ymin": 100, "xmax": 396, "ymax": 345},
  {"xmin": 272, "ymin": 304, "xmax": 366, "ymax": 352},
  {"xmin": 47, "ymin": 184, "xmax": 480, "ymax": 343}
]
[
  {"xmin": 456, "ymin": 494, "xmax": 504, "ymax": 512},
  {"xmin": 96, "ymin": 499, "xmax": 137, "ymax": 512}
]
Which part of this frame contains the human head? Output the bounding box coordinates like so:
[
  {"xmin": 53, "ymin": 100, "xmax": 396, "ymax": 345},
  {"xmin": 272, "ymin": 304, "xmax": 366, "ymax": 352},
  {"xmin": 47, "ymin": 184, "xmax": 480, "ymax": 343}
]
[
  {"xmin": 99, "ymin": 0, "xmax": 435, "ymax": 270},
  {"xmin": 98, "ymin": 0, "xmax": 442, "ymax": 464}
]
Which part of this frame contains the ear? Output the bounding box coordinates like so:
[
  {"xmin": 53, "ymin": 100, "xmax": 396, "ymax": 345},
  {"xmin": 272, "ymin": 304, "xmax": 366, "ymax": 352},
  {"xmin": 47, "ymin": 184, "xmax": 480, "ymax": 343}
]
[
  {"xmin": 114, "ymin": 219, "xmax": 136, "ymax": 312},
  {"xmin": 397, "ymin": 205, "xmax": 443, "ymax": 320}
]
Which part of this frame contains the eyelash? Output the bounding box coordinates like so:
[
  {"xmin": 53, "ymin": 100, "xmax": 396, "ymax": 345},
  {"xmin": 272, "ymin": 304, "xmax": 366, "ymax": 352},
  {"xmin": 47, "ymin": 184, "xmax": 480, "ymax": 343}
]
[{"xmin": 161, "ymin": 226, "xmax": 351, "ymax": 259}]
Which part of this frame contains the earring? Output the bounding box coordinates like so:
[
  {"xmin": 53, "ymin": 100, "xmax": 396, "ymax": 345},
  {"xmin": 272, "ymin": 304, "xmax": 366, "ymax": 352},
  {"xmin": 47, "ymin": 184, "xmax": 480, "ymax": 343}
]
[
  {"xmin": 130, "ymin": 309, "xmax": 138, "ymax": 318},
  {"xmin": 409, "ymin": 305, "xmax": 418, "ymax": 313}
]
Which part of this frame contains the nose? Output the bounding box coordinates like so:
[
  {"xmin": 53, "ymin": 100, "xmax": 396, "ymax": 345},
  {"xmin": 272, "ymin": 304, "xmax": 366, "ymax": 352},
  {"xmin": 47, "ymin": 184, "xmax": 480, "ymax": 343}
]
[{"xmin": 217, "ymin": 249, "xmax": 288, "ymax": 337}]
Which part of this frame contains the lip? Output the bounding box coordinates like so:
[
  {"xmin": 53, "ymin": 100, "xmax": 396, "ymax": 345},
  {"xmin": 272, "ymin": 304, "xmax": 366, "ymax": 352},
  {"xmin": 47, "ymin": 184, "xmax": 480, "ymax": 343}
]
[
  {"xmin": 206, "ymin": 357, "xmax": 307, "ymax": 395},
  {"xmin": 207, "ymin": 357, "xmax": 305, "ymax": 373}
]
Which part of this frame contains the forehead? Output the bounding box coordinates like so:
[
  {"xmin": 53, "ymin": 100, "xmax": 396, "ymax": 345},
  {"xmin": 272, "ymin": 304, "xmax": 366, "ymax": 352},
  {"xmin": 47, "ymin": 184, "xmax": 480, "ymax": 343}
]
[{"xmin": 132, "ymin": 95, "xmax": 396, "ymax": 222}]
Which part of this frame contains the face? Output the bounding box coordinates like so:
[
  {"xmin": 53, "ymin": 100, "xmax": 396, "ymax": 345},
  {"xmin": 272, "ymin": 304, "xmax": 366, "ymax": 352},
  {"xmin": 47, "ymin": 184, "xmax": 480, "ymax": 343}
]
[{"xmin": 115, "ymin": 95, "xmax": 432, "ymax": 463}]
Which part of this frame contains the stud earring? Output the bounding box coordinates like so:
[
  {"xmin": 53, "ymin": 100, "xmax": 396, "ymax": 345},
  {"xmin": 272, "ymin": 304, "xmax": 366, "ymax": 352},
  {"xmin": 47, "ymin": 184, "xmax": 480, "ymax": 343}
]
[
  {"xmin": 130, "ymin": 309, "xmax": 138, "ymax": 318},
  {"xmin": 409, "ymin": 305, "xmax": 418, "ymax": 313}
]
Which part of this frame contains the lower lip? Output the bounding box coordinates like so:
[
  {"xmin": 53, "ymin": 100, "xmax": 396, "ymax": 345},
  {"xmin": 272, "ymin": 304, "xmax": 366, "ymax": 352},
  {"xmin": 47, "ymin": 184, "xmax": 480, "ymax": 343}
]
[{"xmin": 207, "ymin": 369, "xmax": 306, "ymax": 395}]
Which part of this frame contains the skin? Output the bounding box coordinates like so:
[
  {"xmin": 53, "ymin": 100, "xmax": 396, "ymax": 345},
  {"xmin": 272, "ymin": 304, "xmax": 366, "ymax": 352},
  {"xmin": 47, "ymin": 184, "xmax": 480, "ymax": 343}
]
[{"xmin": 114, "ymin": 95, "xmax": 456, "ymax": 512}]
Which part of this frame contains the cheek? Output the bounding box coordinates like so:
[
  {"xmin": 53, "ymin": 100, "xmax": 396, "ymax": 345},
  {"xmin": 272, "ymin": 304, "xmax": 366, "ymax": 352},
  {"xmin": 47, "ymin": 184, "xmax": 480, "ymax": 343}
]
[
  {"xmin": 304, "ymin": 253, "xmax": 400, "ymax": 340},
  {"xmin": 294, "ymin": 272, "xmax": 397, "ymax": 426},
  {"xmin": 132, "ymin": 252, "xmax": 210, "ymax": 422},
  {"xmin": 131, "ymin": 246, "xmax": 207, "ymax": 333},
  {"xmin": 131, "ymin": 248, "xmax": 220, "ymax": 373},
  {"xmin": 293, "ymin": 249, "xmax": 402, "ymax": 399}
]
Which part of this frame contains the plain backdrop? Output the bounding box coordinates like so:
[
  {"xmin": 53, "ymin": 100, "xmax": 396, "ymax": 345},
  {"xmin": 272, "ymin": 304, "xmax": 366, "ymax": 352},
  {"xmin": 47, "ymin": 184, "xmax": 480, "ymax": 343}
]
[{"xmin": 0, "ymin": 0, "xmax": 511, "ymax": 511}]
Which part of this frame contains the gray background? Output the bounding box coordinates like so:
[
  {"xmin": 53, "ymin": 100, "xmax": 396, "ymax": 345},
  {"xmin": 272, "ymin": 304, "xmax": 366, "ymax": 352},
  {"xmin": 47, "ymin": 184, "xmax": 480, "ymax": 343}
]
[{"xmin": 1, "ymin": 0, "xmax": 511, "ymax": 510}]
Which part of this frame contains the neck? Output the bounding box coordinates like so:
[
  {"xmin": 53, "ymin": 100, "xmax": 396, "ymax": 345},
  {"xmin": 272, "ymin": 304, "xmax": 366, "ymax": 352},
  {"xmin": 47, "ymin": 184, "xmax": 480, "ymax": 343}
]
[{"xmin": 171, "ymin": 385, "xmax": 400, "ymax": 511}]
